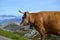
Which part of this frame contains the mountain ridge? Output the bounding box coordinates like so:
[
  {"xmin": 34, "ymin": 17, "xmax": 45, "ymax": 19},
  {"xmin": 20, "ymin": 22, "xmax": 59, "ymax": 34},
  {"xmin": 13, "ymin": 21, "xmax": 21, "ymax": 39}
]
[{"xmin": 0, "ymin": 15, "xmax": 22, "ymax": 24}]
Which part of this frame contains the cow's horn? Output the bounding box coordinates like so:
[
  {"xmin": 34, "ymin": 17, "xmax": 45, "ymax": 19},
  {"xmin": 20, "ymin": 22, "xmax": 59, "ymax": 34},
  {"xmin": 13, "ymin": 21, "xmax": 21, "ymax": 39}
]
[
  {"xmin": 19, "ymin": 10, "xmax": 23, "ymax": 13},
  {"xmin": 19, "ymin": 10, "xmax": 25, "ymax": 14}
]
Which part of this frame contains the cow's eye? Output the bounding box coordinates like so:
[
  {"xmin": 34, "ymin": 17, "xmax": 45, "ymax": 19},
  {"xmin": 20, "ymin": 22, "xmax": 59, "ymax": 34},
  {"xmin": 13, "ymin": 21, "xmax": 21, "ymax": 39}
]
[
  {"xmin": 22, "ymin": 16, "xmax": 25, "ymax": 19},
  {"xmin": 22, "ymin": 17, "xmax": 24, "ymax": 18}
]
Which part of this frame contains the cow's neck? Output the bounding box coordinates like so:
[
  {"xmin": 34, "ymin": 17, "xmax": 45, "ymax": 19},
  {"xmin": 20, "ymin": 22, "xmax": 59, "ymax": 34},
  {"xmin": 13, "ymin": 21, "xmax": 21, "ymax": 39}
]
[
  {"xmin": 29, "ymin": 14, "xmax": 35, "ymax": 24},
  {"xmin": 29, "ymin": 14, "xmax": 39, "ymax": 31}
]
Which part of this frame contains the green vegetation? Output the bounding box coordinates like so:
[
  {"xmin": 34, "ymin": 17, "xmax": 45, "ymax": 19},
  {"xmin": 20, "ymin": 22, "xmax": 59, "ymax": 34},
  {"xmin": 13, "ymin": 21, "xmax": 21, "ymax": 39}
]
[
  {"xmin": 0, "ymin": 29, "xmax": 57, "ymax": 40},
  {"xmin": 15, "ymin": 30, "xmax": 29, "ymax": 36},
  {"xmin": 0, "ymin": 29, "xmax": 31, "ymax": 40}
]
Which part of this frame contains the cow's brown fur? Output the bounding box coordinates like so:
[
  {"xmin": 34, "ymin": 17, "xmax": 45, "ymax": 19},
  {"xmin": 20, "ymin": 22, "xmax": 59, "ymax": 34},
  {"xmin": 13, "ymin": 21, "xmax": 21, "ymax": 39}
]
[{"xmin": 20, "ymin": 11, "xmax": 60, "ymax": 40}]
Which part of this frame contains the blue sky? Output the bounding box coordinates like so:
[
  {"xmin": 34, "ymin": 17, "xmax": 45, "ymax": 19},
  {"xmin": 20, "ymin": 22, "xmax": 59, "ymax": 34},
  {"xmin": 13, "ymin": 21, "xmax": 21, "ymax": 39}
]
[{"xmin": 0, "ymin": 0, "xmax": 60, "ymax": 17}]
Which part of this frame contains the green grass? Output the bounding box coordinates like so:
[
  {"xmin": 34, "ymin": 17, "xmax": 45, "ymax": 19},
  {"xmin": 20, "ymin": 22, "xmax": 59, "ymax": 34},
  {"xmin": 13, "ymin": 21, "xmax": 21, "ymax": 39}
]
[
  {"xmin": 0, "ymin": 29, "xmax": 57, "ymax": 40},
  {"xmin": 0, "ymin": 29, "xmax": 31, "ymax": 40},
  {"xmin": 15, "ymin": 31, "xmax": 29, "ymax": 36}
]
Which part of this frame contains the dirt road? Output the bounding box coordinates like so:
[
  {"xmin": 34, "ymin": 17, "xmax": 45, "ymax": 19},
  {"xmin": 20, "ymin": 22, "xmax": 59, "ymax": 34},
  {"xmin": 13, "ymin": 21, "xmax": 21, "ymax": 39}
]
[{"xmin": 0, "ymin": 36, "xmax": 11, "ymax": 40}]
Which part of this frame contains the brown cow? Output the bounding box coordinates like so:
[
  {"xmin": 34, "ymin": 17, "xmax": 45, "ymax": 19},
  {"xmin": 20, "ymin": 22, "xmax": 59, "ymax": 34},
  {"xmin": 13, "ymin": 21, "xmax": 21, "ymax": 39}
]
[{"xmin": 19, "ymin": 11, "xmax": 60, "ymax": 40}]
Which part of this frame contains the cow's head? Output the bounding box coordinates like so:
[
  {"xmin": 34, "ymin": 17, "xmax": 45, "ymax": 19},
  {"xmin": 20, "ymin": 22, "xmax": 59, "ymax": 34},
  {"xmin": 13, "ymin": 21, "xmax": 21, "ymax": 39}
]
[{"xmin": 19, "ymin": 11, "xmax": 30, "ymax": 26}]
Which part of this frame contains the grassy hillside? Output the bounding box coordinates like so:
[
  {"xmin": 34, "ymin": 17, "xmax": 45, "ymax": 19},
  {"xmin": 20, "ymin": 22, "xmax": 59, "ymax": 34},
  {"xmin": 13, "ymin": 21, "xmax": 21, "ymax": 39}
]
[
  {"xmin": 0, "ymin": 29, "xmax": 31, "ymax": 40},
  {"xmin": 0, "ymin": 29, "xmax": 57, "ymax": 40}
]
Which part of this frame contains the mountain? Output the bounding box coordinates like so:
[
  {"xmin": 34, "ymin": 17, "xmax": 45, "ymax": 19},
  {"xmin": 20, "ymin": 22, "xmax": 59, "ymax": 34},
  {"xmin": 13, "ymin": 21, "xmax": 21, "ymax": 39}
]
[
  {"xmin": 0, "ymin": 15, "xmax": 22, "ymax": 24},
  {"xmin": 0, "ymin": 15, "xmax": 16, "ymax": 17},
  {"xmin": 2, "ymin": 21, "xmax": 20, "ymax": 32}
]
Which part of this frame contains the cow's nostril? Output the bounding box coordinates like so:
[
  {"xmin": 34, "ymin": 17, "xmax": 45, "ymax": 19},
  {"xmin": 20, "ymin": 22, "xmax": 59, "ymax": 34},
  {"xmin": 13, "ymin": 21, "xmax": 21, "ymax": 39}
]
[{"xmin": 20, "ymin": 22, "xmax": 22, "ymax": 24}]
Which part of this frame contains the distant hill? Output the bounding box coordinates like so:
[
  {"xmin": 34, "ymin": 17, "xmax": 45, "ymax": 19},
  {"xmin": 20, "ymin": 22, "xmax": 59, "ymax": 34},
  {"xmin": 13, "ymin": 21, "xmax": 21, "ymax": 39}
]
[
  {"xmin": 0, "ymin": 15, "xmax": 22, "ymax": 24},
  {"xmin": 0, "ymin": 15, "xmax": 16, "ymax": 17},
  {"xmin": 3, "ymin": 21, "xmax": 20, "ymax": 32}
]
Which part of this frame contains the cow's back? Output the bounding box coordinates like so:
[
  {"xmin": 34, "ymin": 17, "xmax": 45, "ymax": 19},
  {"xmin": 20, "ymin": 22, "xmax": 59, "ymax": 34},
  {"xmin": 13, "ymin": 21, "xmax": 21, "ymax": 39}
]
[
  {"xmin": 42, "ymin": 11, "xmax": 60, "ymax": 35},
  {"xmin": 31, "ymin": 11, "xmax": 60, "ymax": 35}
]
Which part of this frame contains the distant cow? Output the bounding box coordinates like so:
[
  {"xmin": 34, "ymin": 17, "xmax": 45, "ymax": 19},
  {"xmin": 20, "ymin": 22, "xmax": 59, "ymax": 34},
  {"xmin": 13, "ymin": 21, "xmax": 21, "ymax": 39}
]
[{"xmin": 19, "ymin": 11, "xmax": 60, "ymax": 40}]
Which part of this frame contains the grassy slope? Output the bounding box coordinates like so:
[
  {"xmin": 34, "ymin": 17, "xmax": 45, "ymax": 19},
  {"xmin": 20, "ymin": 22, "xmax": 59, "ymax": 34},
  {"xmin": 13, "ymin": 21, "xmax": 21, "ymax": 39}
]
[{"xmin": 0, "ymin": 29, "xmax": 31, "ymax": 40}]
